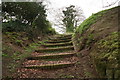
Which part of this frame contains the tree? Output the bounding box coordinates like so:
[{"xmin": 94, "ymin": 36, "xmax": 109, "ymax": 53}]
[
  {"xmin": 62, "ymin": 5, "xmax": 86, "ymax": 32},
  {"xmin": 53, "ymin": 5, "xmax": 85, "ymax": 33},
  {"xmin": 2, "ymin": 2, "xmax": 56, "ymax": 39},
  {"xmin": 102, "ymin": 0, "xmax": 119, "ymax": 8}
]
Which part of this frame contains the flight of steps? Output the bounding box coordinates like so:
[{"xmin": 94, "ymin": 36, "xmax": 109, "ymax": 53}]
[{"xmin": 22, "ymin": 34, "xmax": 78, "ymax": 70}]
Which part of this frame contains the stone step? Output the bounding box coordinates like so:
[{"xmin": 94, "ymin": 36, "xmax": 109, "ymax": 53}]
[
  {"xmin": 35, "ymin": 46, "xmax": 74, "ymax": 52},
  {"xmin": 48, "ymin": 34, "xmax": 72, "ymax": 41},
  {"xmin": 42, "ymin": 41, "xmax": 73, "ymax": 47},
  {"xmin": 49, "ymin": 36, "xmax": 72, "ymax": 41},
  {"xmin": 27, "ymin": 52, "xmax": 76, "ymax": 60},
  {"xmin": 45, "ymin": 39, "xmax": 71, "ymax": 43},
  {"xmin": 50, "ymin": 38, "xmax": 71, "ymax": 42},
  {"xmin": 23, "ymin": 60, "xmax": 75, "ymax": 69},
  {"xmin": 53, "ymin": 34, "xmax": 72, "ymax": 38}
]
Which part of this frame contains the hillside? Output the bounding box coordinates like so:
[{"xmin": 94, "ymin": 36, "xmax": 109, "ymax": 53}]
[
  {"xmin": 73, "ymin": 6, "xmax": 120, "ymax": 78},
  {"xmin": 2, "ymin": 2, "xmax": 57, "ymax": 78},
  {"xmin": 2, "ymin": 2, "xmax": 120, "ymax": 79}
]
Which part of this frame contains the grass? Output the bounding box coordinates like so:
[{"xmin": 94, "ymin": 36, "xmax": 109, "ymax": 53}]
[
  {"xmin": 74, "ymin": 6, "xmax": 120, "ymax": 36},
  {"xmin": 72, "ymin": 7, "xmax": 109, "ymax": 52},
  {"xmin": 2, "ymin": 38, "xmax": 41, "ymax": 78},
  {"xmin": 75, "ymin": 10, "xmax": 107, "ymax": 35},
  {"xmin": 94, "ymin": 32, "xmax": 119, "ymax": 78},
  {"xmin": 97, "ymin": 32, "xmax": 119, "ymax": 62},
  {"xmin": 2, "ymin": 32, "xmax": 75, "ymax": 78},
  {"xmin": 84, "ymin": 71, "xmax": 92, "ymax": 77},
  {"xmin": 72, "ymin": 6, "xmax": 120, "ymax": 78}
]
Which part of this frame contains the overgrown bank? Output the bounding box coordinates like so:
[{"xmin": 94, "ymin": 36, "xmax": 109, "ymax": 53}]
[
  {"xmin": 2, "ymin": 2, "xmax": 56, "ymax": 78},
  {"xmin": 2, "ymin": 31, "xmax": 56, "ymax": 78},
  {"xmin": 73, "ymin": 6, "xmax": 120, "ymax": 78}
]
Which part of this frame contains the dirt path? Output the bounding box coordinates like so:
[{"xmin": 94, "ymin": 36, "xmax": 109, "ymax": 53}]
[{"xmin": 13, "ymin": 34, "xmax": 99, "ymax": 78}]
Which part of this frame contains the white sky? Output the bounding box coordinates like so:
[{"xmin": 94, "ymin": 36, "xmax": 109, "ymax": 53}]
[
  {"xmin": 47, "ymin": 0, "xmax": 119, "ymax": 18},
  {"xmin": 0, "ymin": 0, "xmax": 119, "ymax": 33},
  {"xmin": 46, "ymin": 0, "xmax": 119, "ymax": 33}
]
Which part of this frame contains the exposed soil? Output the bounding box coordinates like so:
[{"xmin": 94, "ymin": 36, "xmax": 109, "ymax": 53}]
[
  {"xmin": 2, "ymin": 32, "xmax": 49, "ymax": 78},
  {"xmin": 3, "ymin": 6, "xmax": 119, "ymax": 79},
  {"xmin": 11, "ymin": 34, "xmax": 99, "ymax": 79},
  {"xmin": 73, "ymin": 6, "xmax": 119, "ymax": 78},
  {"xmin": 30, "ymin": 51, "xmax": 75, "ymax": 56}
]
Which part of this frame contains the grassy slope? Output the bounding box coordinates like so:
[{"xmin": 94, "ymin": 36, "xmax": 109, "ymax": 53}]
[
  {"xmin": 73, "ymin": 6, "xmax": 120, "ymax": 78},
  {"xmin": 2, "ymin": 32, "xmax": 52, "ymax": 78}
]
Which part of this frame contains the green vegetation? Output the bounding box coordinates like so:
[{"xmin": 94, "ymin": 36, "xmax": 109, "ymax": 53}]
[
  {"xmin": 4, "ymin": 32, "xmax": 28, "ymax": 47},
  {"xmin": 2, "ymin": 31, "xmax": 44, "ymax": 78},
  {"xmin": 75, "ymin": 6, "xmax": 120, "ymax": 35},
  {"xmin": 2, "ymin": 1, "xmax": 119, "ymax": 79},
  {"xmin": 2, "ymin": 2, "xmax": 56, "ymax": 77},
  {"xmin": 44, "ymin": 58, "xmax": 62, "ymax": 61},
  {"xmin": 59, "ymin": 74, "xmax": 75, "ymax": 78},
  {"xmin": 94, "ymin": 32, "xmax": 119, "ymax": 78},
  {"xmin": 86, "ymin": 34, "xmax": 95, "ymax": 47},
  {"xmin": 2, "ymin": 2, "xmax": 56, "ymax": 40},
  {"xmin": 75, "ymin": 10, "xmax": 106, "ymax": 35},
  {"xmin": 27, "ymin": 53, "xmax": 75, "ymax": 60},
  {"xmin": 72, "ymin": 8, "xmax": 108, "ymax": 52},
  {"xmin": 2, "ymin": 21, "xmax": 28, "ymax": 32},
  {"xmin": 36, "ymin": 50, "xmax": 73, "ymax": 54},
  {"xmin": 2, "ymin": 35, "xmax": 40, "ymax": 77},
  {"xmin": 62, "ymin": 5, "xmax": 85, "ymax": 32},
  {"xmin": 73, "ymin": 6, "xmax": 119, "ymax": 78},
  {"xmin": 84, "ymin": 71, "xmax": 92, "ymax": 77},
  {"xmin": 35, "ymin": 46, "xmax": 74, "ymax": 53}
]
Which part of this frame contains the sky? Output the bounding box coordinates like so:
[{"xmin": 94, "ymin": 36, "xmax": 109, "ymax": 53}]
[
  {"xmin": 46, "ymin": 0, "xmax": 119, "ymax": 33},
  {"xmin": 47, "ymin": 0, "xmax": 119, "ymax": 18},
  {"xmin": 0, "ymin": 0, "xmax": 119, "ymax": 33}
]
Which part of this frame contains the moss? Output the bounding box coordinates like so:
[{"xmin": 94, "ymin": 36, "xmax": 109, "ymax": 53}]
[
  {"xmin": 73, "ymin": 6, "xmax": 119, "ymax": 51},
  {"xmin": 24, "ymin": 63, "xmax": 75, "ymax": 69},
  {"xmin": 86, "ymin": 34, "xmax": 95, "ymax": 47},
  {"xmin": 72, "ymin": 6, "xmax": 119, "ymax": 78},
  {"xmin": 60, "ymin": 75, "xmax": 75, "ymax": 78},
  {"xmin": 42, "ymin": 42, "xmax": 72, "ymax": 47},
  {"xmin": 27, "ymin": 53, "xmax": 75, "ymax": 60},
  {"xmin": 75, "ymin": 6, "xmax": 120, "ymax": 36},
  {"xmin": 72, "ymin": 7, "xmax": 111, "ymax": 52},
  {"xmin": 94, "ymin": 32, "xmax": 119, "ymax": 78},
  {"xmin": 35, "ymin": 46, "xmax": 74, "ymax": 53},
  {"xmin": 97, "ymin": 32, "xmax": 118, "ymax": 60},
  {"xmin": 75, "ymin": 9, "xmax": 107, "ymax": 35}
]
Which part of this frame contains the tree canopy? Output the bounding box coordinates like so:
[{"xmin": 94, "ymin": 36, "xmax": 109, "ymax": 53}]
[
  {"xmin": 2, "ymin": 2, "xmax": 56, "ymax": 39},
  {"xmin": 62, "ymin": 5, "xmax": 85, "ymax": 32},
  {"xmin": 2, "ymin": 2, "xmax": 45, "ymax": 24},
  {"xmin": 53, "ymin": 5, "xmax": 85, "ymax": 33}
]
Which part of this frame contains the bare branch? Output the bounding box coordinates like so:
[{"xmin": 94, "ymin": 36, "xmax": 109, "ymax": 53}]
[{"xmin": 103, "ymin": 0, "xmax": 119, "ymax": 8}]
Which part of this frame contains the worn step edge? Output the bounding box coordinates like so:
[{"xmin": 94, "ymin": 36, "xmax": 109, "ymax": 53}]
[
  {"xmin": 49, "ymin": 36, "xmax": 72, "ymax": 41},
  {"xmin": 23, "ymin": 62, "xmax": 75, "ymax": 69},
  {"xmin": 53, "ymin": 34, "xmax": 72, "ymax": 38},
  {"xmin": 27, "ymin": 53, "xmax": 76, "ymax": 60},
  {"xmin": 42, "ymin": 42, "xmax": 73, "ymax": 47},
  {"xmin": 35, "ymin": 46, "xmax": 74, "ymax": 52},
  {"xmin": 50, "ymin": 38, "xmax": 71, "ymax": 41},
  {"xmin": 45, "ymin": 39, "xmax": 71, "ymax": 43}
]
